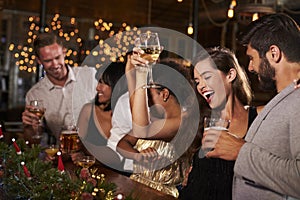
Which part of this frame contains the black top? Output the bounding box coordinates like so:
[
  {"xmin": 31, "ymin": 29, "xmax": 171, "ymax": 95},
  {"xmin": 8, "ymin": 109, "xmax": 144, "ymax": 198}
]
[{"xmin": 179, "ymin": 107, "xmax": 258, "ymax": 200}]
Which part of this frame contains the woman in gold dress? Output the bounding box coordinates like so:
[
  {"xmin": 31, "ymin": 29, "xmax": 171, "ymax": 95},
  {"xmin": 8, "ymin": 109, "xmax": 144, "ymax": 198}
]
[{"xmin": 117, "ymin": 53, "xmax": 199, "ymax": 198}]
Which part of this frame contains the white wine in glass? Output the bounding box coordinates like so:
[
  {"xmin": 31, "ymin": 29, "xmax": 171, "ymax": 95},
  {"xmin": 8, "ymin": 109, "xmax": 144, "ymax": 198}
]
[
  {"xmin": 77, "ymin": 156, "xmax": 95, "ymax": 169},
  {"xmin": 44, "ymin": 144, "xmax": 59, "ymax": 157},
  {"xmin": 29, "ymin": 100, "xmax": 45, "ymax": 120},
  {"xmin": 135, "ymin": 32, "xmax": 162, "ymax": 88},
  {"xmin": 29, "ymin": 100, "xmax": 45, "ymax": 139},
  {"xmin": 140, "ymin": 45, "xmax": 161, "ymax": 65}
]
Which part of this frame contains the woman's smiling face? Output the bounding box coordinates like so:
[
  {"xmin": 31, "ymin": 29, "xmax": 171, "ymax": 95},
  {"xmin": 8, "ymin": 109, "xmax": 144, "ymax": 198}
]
[
  {"xmin": 194, "ymin": 58, "xmax": 227, "ymax": 109},
  {"xmin": 96, "ymin": 79, "xmax": 112, "ymax": 104}
]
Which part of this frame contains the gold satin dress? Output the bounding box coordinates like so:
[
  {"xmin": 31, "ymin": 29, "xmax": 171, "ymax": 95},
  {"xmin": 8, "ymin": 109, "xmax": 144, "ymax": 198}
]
[{"xmin": 130, "ymin": 139, "xmax": 184, "ymax": 198}]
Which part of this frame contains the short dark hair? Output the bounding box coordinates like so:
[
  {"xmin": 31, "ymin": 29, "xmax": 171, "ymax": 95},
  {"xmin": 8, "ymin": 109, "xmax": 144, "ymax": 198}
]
[
  {"xmin": 34, "ymin": 32, "xmax": 64, "ymax": 58},
  {"xmin": 239, "ymin": 13, "xmax": 300, "ymax": 62},
  {"xmin": 99, "ymin": 62, "xmax": 126, "ymax": 93}
]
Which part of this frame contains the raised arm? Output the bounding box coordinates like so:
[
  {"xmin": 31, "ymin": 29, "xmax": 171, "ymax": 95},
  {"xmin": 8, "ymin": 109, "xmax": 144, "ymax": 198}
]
[
  {"xmin": 126, "ymin": 52, "xmax": 182, "ymax": 141},
  {"xmin": 126, "ymin": 51, "xmax": 151, "ymax": 137}
]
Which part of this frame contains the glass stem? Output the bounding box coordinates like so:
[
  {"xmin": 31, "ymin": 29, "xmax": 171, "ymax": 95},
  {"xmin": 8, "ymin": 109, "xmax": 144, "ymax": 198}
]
[{"xmin": 148, "ymin": 64, "xmax": 154, "ymax": 84}]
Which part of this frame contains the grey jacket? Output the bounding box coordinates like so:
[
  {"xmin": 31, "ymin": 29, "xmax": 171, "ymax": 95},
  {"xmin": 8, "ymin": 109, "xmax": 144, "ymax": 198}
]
[{"xmin": 233, "ymin": 83, "xmax": 300, "ymax": 200}]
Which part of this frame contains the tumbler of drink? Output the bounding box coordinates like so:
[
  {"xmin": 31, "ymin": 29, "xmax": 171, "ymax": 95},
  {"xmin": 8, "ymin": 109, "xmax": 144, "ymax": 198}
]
[
  {"xmin": 59, "ymin": 125, "xmax": 81, "ymax": 154},
  {"xmin": 199, "ymin": 117, "xmax": 230, "ymax": 158},
  {"xmin": 204, "ymin": 117, "xmax": 230, "ymax": 131}
]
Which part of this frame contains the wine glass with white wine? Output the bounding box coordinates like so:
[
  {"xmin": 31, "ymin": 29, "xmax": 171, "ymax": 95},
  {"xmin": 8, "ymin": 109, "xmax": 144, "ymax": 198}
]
[
  {"xmin": 135, "ymin": 32, "xmax": 162, "ymax": 88},
  {"xmin": 77, "ymin": 155, "xmax": 96, "ymax": 169},
  {"xmin": 44, "ymin": 144, "xmax": 60, "ymax": 157},
  {"xmin": 29, "ymin": 100, "xmax": 45, "ymax": 139}
]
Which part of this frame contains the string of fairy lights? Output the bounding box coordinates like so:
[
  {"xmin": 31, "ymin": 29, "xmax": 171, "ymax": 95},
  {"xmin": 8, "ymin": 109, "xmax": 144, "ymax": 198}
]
[
  {"xmin": 9, "ymin": 0, "xmax": 285, "ymax": 74},
  {"xmin": 8, "ymin": 13, "xmax": 140, "ymax": 73}
]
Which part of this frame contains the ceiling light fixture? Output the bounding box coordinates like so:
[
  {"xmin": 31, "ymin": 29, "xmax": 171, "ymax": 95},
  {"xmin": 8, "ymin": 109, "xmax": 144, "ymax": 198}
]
[
  {"xmin": 235, "ymin": 0, "xmax": 276, "ymax": 24},
  {"xmin": 187, "ymin": 23, "xmax": 193, "ymax": 35}
]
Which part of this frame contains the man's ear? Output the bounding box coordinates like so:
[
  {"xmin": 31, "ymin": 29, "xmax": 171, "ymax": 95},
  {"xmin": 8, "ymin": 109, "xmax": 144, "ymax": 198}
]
[
  {"xmin": 63, "ymin": 47, "xmax": 67, "ymax": 57},
  {"xmin": 269, "ymin": 45, "xmax": 281, "ymax": 63}
]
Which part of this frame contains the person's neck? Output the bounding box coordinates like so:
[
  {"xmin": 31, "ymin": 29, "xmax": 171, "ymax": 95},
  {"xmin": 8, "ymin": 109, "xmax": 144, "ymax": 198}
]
[
  {"xmin": 97, "ymin": 101, "xmax": 111, "ymax": 111},
  {"xmin": 216, "ymin": 95, "xmax": 249, "ymax": 138},
  {"xmin": 164, "ymin": 97, "xmax": 181, "ymax": 118},
  {"xmin": 276, "ymin": 62, "xmax": 300, "ymax": 92},
  {"xmin": 49, "ymin": 77, "xmax": 68, "ymax": 87},
  {"xmin": 216, "ymin": 95, "xmax": 247, "ymax": 121}
]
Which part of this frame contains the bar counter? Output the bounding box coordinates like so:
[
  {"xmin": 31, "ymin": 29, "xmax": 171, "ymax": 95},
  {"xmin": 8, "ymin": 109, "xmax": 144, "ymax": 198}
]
[
  {"xmin": 0, "ymin": 129, "xmax": 178, "ymax": 200},
  {"xmin": 65, "ymin": 161, "xmax": 177, "ymax": 200}
]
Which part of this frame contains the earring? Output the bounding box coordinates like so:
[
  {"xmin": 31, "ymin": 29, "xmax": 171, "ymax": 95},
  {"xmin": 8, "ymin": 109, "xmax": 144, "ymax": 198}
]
[{"xmin": 163, "ymin": 98, "xmax": 167, "ymax": 102}]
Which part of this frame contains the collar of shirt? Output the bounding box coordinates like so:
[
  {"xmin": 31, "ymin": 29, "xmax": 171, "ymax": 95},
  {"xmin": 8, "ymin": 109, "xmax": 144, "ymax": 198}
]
[{"xmin": 43, "ymin": 65, "xmax": 77, "ymax": 90}]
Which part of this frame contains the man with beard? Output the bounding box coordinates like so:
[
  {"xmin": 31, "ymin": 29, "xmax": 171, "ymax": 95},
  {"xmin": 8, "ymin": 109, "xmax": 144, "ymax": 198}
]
[
  {"xmin": 202, "ymin": 13, "xmax": 300, "ymax": 199},
  {"xmin": 22, "ymin": 32, "xmax": 97, "ymax": 145}
]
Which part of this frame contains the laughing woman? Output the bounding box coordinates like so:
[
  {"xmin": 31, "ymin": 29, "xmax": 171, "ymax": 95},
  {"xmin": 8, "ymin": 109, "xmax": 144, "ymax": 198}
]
[
  {"xmin": 77, "ymin": 62, "xmax": 127, "ymax": 168},
  {"xmin": 180, "ymin": 47, "xmax": 261, "ymax": 200}
]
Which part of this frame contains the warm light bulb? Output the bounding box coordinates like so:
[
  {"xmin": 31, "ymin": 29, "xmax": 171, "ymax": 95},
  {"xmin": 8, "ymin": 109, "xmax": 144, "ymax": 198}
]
[
  {"xmin": 228, "ymin": 8, "xmax": 234, "ymax": 18},
  {"xmin": 252, "ymin": 13, "xmax": 259, "ymax": 21},
  {"xmin": 177, "ymin": 0, "xmax": 183, "ymax": 2},
  {"xmin": 70, "ymin": 17, "xmax": 76, "ymax": 25},
  {"xmin": 231, "ymin": 0, "xmax": 236, "ymax": 7},
  {"xmin": 187, "ymin": 24, "xmax": 193, "ymax": 35},
  {"xmin": 9, "ymin": 44, "xmax": 14, "ymax": 51}
]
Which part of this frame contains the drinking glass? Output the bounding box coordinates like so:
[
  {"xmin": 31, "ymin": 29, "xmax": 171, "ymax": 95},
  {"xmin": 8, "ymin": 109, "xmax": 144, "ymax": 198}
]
[
  {"xmin": 44, "ymin": 144, "xmax": 60, "ymax": 157},
  {"xmin": 204, "ymin": 117, "xmax": 230, "ymax": 131},
  {"xmin": 77, "ymin": 155, "xmax": 95, "ymax": 169},
  {"xmin": 135, "ymin": 32, "xmax": 162, "ymax": 88},
  {"xmin": 29, "ymin": 100, "xmax": 45, "ymax": 139},
  {"xmin": 199, "ymin": 117, "xmax": 230, "ymax": 158},
  {"xmin": 59, "ymin": 125, "xmax": 81, "ymax": 154}
]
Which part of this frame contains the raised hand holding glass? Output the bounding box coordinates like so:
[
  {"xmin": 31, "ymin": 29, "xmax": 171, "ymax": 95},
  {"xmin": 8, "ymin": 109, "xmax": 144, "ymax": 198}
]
[
  {"xmin": 135, "ymin": 32, "xmax": 162, "ymax": 88},
  {"xmin": 199, "ymin": 117, "xmax": 231, "ymax": 158}
]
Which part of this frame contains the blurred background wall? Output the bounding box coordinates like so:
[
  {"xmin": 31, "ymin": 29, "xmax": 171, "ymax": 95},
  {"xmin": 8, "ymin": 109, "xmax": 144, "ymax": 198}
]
[{"xmin": 0, "ymin": 0, "xmax": 299, "ymax": 122}]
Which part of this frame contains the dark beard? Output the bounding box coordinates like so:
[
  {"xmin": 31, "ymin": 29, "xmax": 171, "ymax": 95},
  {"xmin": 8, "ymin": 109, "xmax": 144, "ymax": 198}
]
[{"xmin": 258, "ymin": 57, "xmax": 277, "ymax": 91}]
